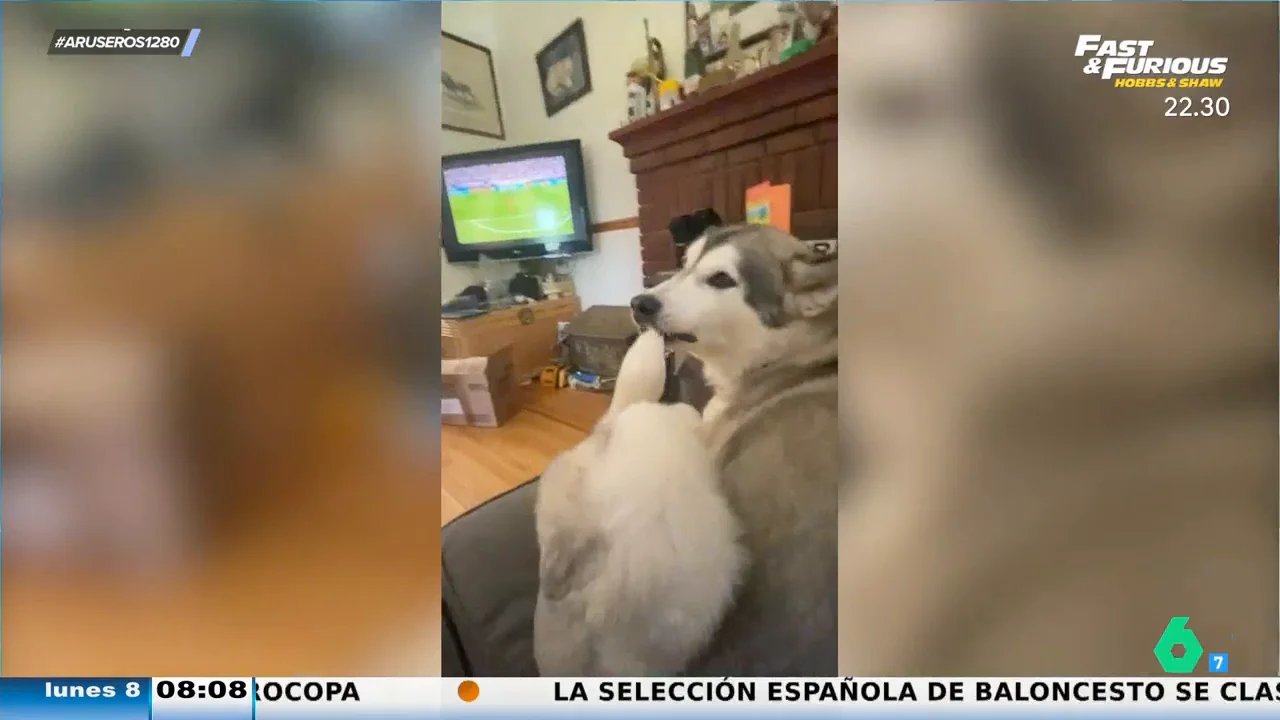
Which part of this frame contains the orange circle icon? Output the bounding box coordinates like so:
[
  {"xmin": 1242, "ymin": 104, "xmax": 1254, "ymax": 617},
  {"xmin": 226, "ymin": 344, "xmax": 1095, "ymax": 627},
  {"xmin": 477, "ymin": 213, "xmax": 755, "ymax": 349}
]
[{"xmin": 458, "ymin": 680, "xmax": 480, "ymax": 703}]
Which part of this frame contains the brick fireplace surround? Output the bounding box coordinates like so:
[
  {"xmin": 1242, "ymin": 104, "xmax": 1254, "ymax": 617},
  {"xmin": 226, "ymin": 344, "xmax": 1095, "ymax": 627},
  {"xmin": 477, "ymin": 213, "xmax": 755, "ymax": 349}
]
[{"xmin": 609, "ymin": 39, "xmax": 837, "ymax": 286}]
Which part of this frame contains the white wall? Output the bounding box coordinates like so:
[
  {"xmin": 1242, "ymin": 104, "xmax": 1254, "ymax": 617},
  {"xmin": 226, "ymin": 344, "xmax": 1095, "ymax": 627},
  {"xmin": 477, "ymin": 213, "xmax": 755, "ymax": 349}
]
[
  {"xmin": 441, "ymin": 2, "xmax": 687, "ymax": 308},
  {"xmin": 440, "ymin": 3, "xmax": 510, "ymax": 301}
]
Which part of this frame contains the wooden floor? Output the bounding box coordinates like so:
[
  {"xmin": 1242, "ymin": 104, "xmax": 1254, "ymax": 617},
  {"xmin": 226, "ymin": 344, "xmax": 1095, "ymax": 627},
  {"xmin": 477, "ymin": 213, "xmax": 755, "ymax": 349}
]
[
  {"xmin": 441, "ymin": 387, "xmax": 608, "ymax": 525},
  {"xmin": 2, "ymin": 371, "xmax": 441, "ymax": 677}
]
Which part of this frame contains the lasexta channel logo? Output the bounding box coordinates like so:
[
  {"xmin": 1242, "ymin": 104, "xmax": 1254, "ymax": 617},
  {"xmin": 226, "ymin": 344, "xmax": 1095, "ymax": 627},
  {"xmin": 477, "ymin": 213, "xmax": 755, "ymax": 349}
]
[{"xmin": 1154, "ymin": 617, "xmax": 1230, "ymax": 674}]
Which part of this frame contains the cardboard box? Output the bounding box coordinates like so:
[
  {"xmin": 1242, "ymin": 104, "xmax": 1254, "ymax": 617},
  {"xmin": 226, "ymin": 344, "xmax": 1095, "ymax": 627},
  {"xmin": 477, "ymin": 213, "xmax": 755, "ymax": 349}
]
[{"xmin": 441, "ymin": 346, "xmax": 517, "ymax": 428}]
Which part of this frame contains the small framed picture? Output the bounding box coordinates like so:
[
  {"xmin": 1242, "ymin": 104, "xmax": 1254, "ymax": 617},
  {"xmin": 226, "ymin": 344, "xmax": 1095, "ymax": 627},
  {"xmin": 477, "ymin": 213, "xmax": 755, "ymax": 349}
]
[{"xmin": 536, "ymin": 19, "xmax": 594, "ymax": 118}]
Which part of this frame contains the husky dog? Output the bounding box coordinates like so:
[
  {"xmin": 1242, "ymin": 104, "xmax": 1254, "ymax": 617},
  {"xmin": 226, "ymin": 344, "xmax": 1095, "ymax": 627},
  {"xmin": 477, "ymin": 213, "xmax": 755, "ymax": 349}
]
[
  {"xmin": 632, "ymin": 223, "xmax": 840, "ymax": 675},
  {"xmin": 534, "ymin": 330, "xmax": 746, "ymax": 676},
  {"xmin": 837, "ymin": 4, "xmax": 1277, "ymax": 675}
]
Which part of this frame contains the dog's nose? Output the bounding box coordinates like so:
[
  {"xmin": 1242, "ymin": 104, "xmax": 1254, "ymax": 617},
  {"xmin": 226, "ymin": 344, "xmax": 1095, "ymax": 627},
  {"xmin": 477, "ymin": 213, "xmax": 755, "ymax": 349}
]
[{"xmin": 630, "ymin": 293, "xmax": 661, "ymax": 321}]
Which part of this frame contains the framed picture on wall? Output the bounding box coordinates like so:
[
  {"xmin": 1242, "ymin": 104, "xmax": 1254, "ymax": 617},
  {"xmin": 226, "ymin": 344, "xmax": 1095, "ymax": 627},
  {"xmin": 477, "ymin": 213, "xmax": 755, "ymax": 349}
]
[
  {"xmin": 442, "ymin": 32, "xmax": 506, "ymax": 140},
  {"xmin": 536, "ymin": 18, "xmax": 594, "ymax": 118}
]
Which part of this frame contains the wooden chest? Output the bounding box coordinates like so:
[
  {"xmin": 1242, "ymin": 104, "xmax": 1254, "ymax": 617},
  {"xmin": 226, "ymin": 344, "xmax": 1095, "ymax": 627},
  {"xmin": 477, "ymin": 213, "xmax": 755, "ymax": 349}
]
[{"xmin": 441, "ymin": 296, "xmax": 579, "ymax": 381}]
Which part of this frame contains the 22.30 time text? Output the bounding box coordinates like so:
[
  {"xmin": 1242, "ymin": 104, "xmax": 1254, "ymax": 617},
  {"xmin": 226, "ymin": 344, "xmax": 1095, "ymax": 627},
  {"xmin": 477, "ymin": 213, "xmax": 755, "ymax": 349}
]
[{"xmin": 1165, "ymin": 96, "xmax": 1230, "ymax": 118}]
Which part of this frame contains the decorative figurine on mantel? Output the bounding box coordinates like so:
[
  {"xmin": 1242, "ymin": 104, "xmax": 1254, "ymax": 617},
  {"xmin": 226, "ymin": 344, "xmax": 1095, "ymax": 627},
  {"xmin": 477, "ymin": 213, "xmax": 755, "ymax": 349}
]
[
  {"xmin": 624, "ymin": 20, "xmax": 668, "ymax": 123},
  {"xmin": 765, "ymin": 23, "xmax": 789, "ymax": 67},
  {"xmin": 776, "ymin": 0, "xmax": 834, "ymax": 64},
  {"xmin": 646, "ymin": 44, "xmax": 667, "ymax": 84},
  {"xmin": 683, "ymin": 2, "xmax": 706, "ymax": 81},
  {"xmin": 725, "ymin": 22, "xmax": 744, "ymax": 77},
  {"xmin": 641, "ymin": 19, "xmax": 667, "ymax": 85},
  {"xmin": 626, "ymin": 67, "xmax": 650, "ymax": 123},
  {"xmin": 801, "ymin": 1, "xmax": 838, "ymax": 43},
  {"xmin": 778, "ymin": 2, "xmax": 805, "ymax": 45},
  {"xmin": 657, "ymin": 79, "xmax": 682, "ymax": 112}
]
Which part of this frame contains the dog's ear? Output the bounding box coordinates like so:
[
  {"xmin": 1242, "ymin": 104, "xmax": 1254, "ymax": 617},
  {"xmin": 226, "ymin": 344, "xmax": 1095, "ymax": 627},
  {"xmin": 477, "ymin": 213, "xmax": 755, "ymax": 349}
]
[{"xmin": 787, "ymin": 247, "xmax": 838, "ymax": 319}]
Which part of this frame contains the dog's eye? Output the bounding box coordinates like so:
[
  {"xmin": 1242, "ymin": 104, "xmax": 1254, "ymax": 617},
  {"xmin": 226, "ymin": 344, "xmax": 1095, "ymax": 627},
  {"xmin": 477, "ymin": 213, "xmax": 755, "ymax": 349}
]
[{"xmin": 705, "ymin": 271, "xmax": 738, "ymax": 289}]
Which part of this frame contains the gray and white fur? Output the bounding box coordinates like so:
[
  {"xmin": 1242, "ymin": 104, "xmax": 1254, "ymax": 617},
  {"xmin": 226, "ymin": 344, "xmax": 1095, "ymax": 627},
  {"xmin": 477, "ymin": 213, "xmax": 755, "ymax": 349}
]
[
  {"xmin": 633, "ymin": 223, "xmax": 840, "ymax": 675},
  {"xmin": 534, "ymin": 330, "xmax": 746, "ymax": 676}
]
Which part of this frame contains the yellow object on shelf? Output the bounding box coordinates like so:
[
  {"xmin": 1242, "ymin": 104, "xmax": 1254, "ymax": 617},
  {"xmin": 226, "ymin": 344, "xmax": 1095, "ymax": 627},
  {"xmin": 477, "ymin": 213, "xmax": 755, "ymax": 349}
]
[{"xmin": 657, "ymin": 80, "xmax": 682, "ymax": 111}]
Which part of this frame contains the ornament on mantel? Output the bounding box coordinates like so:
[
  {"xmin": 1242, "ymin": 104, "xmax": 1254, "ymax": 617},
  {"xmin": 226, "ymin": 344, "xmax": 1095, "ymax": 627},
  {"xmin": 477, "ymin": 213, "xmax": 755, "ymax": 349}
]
[
  {"xmin": 800, "ymin": 2, "xmax": 838, "ymax": 42},
  {"xmin": 725, "ymin": 22, "xmax": 744, "ymax": 76},
  {"xmin": 683, "ymin": 4, "xmax": 706, "ymax": 80},
  {"xmin": 624, "ymin": 18, "xmax": 671, "ymax": 124},
  {"xmin": 765, "ymin": 24, "xmax": 789, "ymax": 67},
  {"xmin": 778, "ymin": 2, "xmax": 804, "ymax": 45}
]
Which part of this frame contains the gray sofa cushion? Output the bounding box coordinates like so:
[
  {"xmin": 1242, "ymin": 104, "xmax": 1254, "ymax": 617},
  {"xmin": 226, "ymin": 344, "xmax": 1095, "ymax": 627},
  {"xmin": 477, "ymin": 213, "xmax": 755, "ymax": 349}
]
[{"xmin": 441, "ymin": 479, "xmax": 541, "ymax": 677}]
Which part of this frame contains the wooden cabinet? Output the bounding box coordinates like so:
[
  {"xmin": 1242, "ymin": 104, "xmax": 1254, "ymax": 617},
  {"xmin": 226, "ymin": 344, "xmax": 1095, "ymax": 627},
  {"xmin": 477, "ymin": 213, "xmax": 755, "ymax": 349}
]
[
  {"xmin": 441, "ymin": 297, "xmax": 580, "ymax": 381},
  {"xmin": 609, "ymin": 40, "xmax": 838, "ymax": 286}
]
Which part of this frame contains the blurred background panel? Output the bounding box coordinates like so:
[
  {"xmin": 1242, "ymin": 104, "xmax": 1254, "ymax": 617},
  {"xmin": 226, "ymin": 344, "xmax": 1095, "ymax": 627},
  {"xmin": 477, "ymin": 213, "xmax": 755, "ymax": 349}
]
[
  {"xmin": 2, "ymin": 2, "xmax": 443, "ymax": 675},
  {"xmin": 837, "ymin": 2, "xmax": 1277, "ymax": 675}
]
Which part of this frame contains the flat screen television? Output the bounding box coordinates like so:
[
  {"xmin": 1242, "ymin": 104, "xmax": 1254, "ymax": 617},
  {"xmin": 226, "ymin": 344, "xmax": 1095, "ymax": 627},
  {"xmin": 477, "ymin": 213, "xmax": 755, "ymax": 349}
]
[{"xmin": 441, "ymin": 139, "xmax": 592, "ymax": 263}]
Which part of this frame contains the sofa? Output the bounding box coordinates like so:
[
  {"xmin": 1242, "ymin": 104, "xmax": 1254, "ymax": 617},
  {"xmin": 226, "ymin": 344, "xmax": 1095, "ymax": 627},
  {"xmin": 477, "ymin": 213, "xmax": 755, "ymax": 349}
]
[{"xmin": 441, "ymin": 476, "xmax": 542, "ymax": 676}]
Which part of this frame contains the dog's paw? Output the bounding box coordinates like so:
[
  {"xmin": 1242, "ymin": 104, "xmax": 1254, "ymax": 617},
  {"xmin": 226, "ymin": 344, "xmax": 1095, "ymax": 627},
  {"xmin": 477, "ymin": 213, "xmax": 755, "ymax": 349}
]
[{"xmin": 608, "ymin": 330, "xmax": 668, "ymax": 417}]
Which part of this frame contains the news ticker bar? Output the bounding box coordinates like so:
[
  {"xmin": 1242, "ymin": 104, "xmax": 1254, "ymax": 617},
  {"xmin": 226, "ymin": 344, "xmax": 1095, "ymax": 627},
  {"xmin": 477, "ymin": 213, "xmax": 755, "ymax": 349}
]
[
  {"xmin": 48, "ymin": 29, "xmax": 202, "ymax": 57},
  {"xmin": 1, "ymin": 678, "xmax": 1278, "ymax": 719}
]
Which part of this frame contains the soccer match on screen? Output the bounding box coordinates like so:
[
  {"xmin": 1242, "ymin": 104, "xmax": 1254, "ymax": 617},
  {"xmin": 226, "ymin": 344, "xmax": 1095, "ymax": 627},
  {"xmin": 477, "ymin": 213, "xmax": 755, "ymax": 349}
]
[{"xmin": 445, "ymin": 157, "xmax": 576, "ymax": 245}]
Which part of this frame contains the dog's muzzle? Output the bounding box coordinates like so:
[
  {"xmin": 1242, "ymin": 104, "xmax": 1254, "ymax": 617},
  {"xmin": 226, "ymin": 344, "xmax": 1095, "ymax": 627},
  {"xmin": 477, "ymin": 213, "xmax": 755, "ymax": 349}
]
[
  {"xmin": 631, "ymin": 293, "xmax": 661, "ymax": 324},
  {"xmin": 630, "ymin": 293, "xmax": 697, "ymax": 343}
]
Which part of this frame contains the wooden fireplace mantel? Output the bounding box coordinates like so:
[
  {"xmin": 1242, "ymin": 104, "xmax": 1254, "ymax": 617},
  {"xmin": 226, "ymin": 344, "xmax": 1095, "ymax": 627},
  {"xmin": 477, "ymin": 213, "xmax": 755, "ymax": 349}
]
[{"xmin": 609, "ymin": 39, "xmax": 837, "ymax": 284}]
